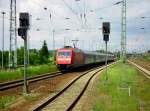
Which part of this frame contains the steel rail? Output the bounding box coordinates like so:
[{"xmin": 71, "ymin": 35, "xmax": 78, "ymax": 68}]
[
  {"xmin": 32, "ymin": 62, "xmax": 115, "ymax": 111},
  {"xmin": 66, "ymin": 69, "xmax": 101, "ymax": 111},
  {"xmin": 66, "ymin": 62, "xmax": 115, "ymax": 111},
  {"xmin": 0, "ymin": 71, "xmax": 64, "ymax": 91},
  {"xmin": 32, "ymin": 67, "xmax": 98, "ymax": 111},
  {"xmin": 128, "ymin": 60, "xmax": 150, "ymax": 79}
]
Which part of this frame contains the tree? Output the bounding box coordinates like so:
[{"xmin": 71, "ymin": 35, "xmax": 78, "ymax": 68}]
[
  {"xmin": 0, "ymin": 50, "xmax": 9, "ymax": 68},
  {"xmin": 17, "ymin": 47, "xmax": 24, "ymax": 65},
  {"xmin": 39, "ymin": 40, "xmax": 49, "ymax": 64},
  {"xmin": 29, "ymin": 49, "xmax": 40, "ymax": 65},
  {"xmin": 0, "ymin": 51, "xmax": 1, "ymax": 68},
  {"xmin": 4, "ymin": 51, "xmax": 9, "ymax": 67}
]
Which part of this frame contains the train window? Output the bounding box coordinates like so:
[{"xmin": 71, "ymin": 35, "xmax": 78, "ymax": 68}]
[{"xmin": 58, "ymin": 52, "xmax": 71, "ymax": 57}]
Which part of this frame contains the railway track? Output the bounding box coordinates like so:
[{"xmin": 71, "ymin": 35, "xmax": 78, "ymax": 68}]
[
  {"xmin": 0, "ymin": 71, "xmax": 64, "ymax": 91},
  {"xmin": 128, "ymin": 60, "xmax": 150, "ymax": 79},
  {"xmin": 31, "ymin": 62, "xmax": 115, "ymax": 111}
]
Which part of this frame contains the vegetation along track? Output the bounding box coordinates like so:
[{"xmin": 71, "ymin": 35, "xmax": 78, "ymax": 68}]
[
  {"xmin": 0, "ymin": 71, "xmax": 63, "ymax": 91},
  {"xmin": 128, "ymin": 60, "xmax": 150, "ymax": 79},
  {"xmin": 31, "ymin": 62, "xmax": 115, "ymax": 111}
]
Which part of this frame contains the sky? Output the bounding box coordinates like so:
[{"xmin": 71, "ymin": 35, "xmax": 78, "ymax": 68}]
[{"xmin": 0, "ymin": 0, "xmax": 150, "ymax": 53}]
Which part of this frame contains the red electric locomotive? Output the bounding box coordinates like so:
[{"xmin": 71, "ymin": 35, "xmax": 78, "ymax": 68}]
[{"xmin": 56, "ymin": 46, "xmax": 84, "ymax": 70}]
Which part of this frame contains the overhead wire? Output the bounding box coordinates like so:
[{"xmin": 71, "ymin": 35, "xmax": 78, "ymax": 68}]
[
  {"xmin": 87, "ymin": 1, "xmax": 120, "ymax": 14},
  {"xmin": 82, "ymin": 0, "xmax": 92, "ymax": 30},
  {"xmin": 2, "ymin": 0, "xmax": 149, "ymax": 50},
  {"xmin": 75, "ymin": 0, "xmax": 91, "ymax": 30},
  {"xmin": 83, "ymin": 0, "xmax": 87, "ymax": 26},
  {"xmin": 61, "ymin": 0, "xmax": 84, "ymax": 29},
  {"xmin": 61, "ymin": 0, "xmax": 77, "ymax": 15},
  {"xmin": 30, "ymin": 0, "xmax": 81, "ymax": 29},
  {"xmin": 75, "ymin": 0, "xmax": 85, "ymax": 28},
  {"xmin": 32, "ymin": 1, "xmax": 82, "ymax": 30},
  {"xmin": 31, "ymin": 0, "xmax": 149, "ymax": 35}
]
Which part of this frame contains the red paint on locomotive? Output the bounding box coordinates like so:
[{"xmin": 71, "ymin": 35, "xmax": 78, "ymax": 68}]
[{"xmin": 56, "ymin": 49, "xmax": 73, "ymax": 65}]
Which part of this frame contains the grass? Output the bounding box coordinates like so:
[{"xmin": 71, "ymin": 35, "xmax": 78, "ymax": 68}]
[
  {"xmin": 143, "ymin": 54, "xmax": 150, "ymax": 62},
  {"xmin": 0, "ymin": 64, "xmax": 58, "ymax": 83},
  {"xmin": 23, "ymin": 94, "xmax": 37, "ymax": 101},
  {"xmin": 0, "ymin": 96, "xmax": 16, "ymax": 109},
  {"xmin": 136, "ymin": 53, "xmax": 150, "ymax": 62},
  {"xmin": 93, "ymin": 62, "xmax": 150, "ymax": 111}
]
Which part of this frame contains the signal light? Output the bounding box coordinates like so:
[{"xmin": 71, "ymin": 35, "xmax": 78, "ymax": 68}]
[
  {"xmin": 102, "ymin": 22, "xmax": 110, "ymax": 42},
  {"xmin": 19, "ymin": 13, "xmax": 30, "ymax": 29},
  {"xmin": 18, "ymin": 28, "xmax": 27, "ymax": 40},
  {"xmin": 102, "ymin": 22, "xmax": 110, "ymax": 34},
  {"xmin": 18, "ymin": 13, "xmax": 30, "ymax": 38},
  {"xmin": 103, "ymin": 35, "xmax": 109, "ymax": 42}
]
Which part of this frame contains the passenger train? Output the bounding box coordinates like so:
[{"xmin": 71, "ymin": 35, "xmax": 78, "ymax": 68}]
[{"xmin": 56, "ymin": 46, "xmax": 114, "ymax": 70}]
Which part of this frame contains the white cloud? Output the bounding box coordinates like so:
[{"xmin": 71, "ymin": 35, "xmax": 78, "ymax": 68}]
[{"xmin": 0, "ymin": 0, "xmax": 150, "ymax": 53}]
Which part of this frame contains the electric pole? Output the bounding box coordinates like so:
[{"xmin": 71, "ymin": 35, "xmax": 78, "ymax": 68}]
[
  {"xmin": 89, "ymin": 40, "xmax": 91, "ymax": 51},
  {"xmin": 52, "ymin": 29, "xmax": 55, "ymax": 51},
  {"xmin": 49, "ymin": 14, "xmax": 55, "ymax": 58},
  {"xmin": 82, "ymin": 40, "xmax": 84, "ymax": 50},
  {"xmin": 1, "ymin": 12, "xmax": 6, "ymax": 69},
  {"xmin": 27, "ymin": 34, "xmax": 30, "ymax": 65},
  {"xmin": 9, "ymin": 0, "xmax": 17, "ymax": 68},
  {"xmin": 52, "ymin": 29, "xmax": 55, "ymax": 59},
  {"xmin": 121, "ymin": 0, "xmax": 127, "ymax": 63},
  {"xmin": 64, "ymin": 37, "xmax": 66, "ymax": 47}
]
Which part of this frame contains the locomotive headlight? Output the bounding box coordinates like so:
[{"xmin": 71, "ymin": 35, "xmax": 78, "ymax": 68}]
[
  {"xmin": 66, "ymin": 58, "xmax": 71, "ymax": 61},
  {"xmin": 58, "ymin": 58, "xmax": 63, "ymax": 61}
]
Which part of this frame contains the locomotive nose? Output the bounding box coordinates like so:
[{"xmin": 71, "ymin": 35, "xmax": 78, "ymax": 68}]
[
  {"xmin": 56, "ymin": 51, "xmax": 72, "ymax": 64},
  {"xmin": 57, "ymin": 57, "xmax": 71, "ymax": 64}
]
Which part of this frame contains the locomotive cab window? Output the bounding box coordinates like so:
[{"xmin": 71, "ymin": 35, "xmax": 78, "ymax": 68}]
[{"xmin": 58, "ymin": 52, "xmax": 71, "ymax": 57}]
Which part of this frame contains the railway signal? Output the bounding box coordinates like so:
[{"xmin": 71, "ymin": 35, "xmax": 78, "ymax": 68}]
[
  {"xmin": 102, "ymin": 22, "xmax": 110, "ymax": 84},
  {"xmin": 18, "ymin": 13, "xmax": 30, "ymax": 40},
  {"xmin": 102, "ymin": 22, "xmax": 110, "ymax": 41},
  {"xmin": 18, "ymin": 12, "xmax": 30, "ymax": 94},
  {"xmin": 19, "ymin": 13, "xmax": 30, "ymax": 28}
]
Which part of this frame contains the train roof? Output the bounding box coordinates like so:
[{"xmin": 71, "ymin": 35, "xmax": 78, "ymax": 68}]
[
  {"xmin": 57, "ymin": 46, "xmax": 81, "ymax": 51},
  {"xmin": 57, "ymin": 46, "xmax": 114, "ymax": 57},
  {"xmin": 83, "ymin": 50, "xmax": 114, "ymax": 56}
]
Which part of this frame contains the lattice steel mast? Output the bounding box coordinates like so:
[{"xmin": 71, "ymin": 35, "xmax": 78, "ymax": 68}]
[
  {"xmin": 9, "ymin": 0, "xmax": 17, "ymax": 68},
  {"xmin": 121, "ymin": 0, "xmax": 126, "ymax": 63}
]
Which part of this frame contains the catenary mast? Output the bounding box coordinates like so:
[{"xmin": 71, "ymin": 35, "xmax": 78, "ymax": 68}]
[
  {"xmin": 9, "ymin": 0, "xmax": 17, "ymax": 68},
  {"xmin": 121, "ymin": 0, "xmax": 127, "ymax": 63}
]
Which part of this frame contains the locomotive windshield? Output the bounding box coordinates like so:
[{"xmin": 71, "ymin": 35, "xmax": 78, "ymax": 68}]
[{"xmin": 58, "ymin": 52, "xmax": 71, "ymax": 57}]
